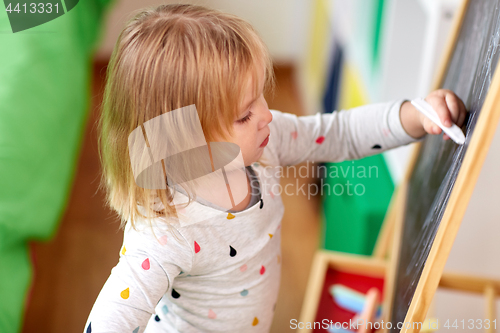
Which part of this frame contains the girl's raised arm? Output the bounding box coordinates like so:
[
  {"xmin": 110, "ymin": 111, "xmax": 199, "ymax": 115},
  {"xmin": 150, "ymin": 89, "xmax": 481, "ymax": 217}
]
[{"xmin": 267, "ymin": 100, "xmax": 421, "ymax": 167}]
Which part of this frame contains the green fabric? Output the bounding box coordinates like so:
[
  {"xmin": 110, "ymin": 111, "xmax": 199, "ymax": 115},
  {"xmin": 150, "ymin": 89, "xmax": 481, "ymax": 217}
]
[
  {"xmin": 321, "ymin": 155, "xmax": 394, "ymax": 255},
  {"xmin": 0, "ymin": 0, "xmax": 114, "ymax": 331},
  {"xmin": 372, "ymin": 0, "xmax": 385, "ymax": 70},
  {"xmin": 0, "ymin": 243, "xmax": 31, "ymax": 333}
]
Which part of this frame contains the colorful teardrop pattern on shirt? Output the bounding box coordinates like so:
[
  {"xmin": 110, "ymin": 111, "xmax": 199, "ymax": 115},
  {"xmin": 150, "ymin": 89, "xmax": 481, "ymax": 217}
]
[
  {"xmin": 240, "ymin": 264, "xmax": 247, "ymax": 272},
  {"xmin": 121, "ymin": 246, "xmax": 126, "ymax": 255},
  {"xmin": 133, "ymin": 327, "xmax": 139, "ymax": 333},
  {"xmin": 172, "ymin": 288, "xmax": 181, "ymax": 299},
  {"xmin": 162, "ymin": 305, "xmax": 169, "ymax": 315},
  {"xmin": 155, "ymin": 315, "xmax": 160, "ymax": 322},
  {"xmin": 120, "ymin": 288, "xmax": 130, "ymax": 299},
  {"xmin": 240, "ymin": 289, "xmax": 249, "ymax": 296},
  {"xmin": 159, "ymin": 235, "xmax": 168, "ymax": 245},
  {"xmin": 315, "ymin": 136, "xmax": 325, "ymax": 144},
  {"xmin": 291, "ymin": 131, "xmax": 298, "ymax": 139},
  {"xmin": 269, "ymin": 190, "xmax": 274, "ymax": 199},
  {"xmin": 86, "ymin": 323, "xmax": 91, "ymax": 333},
  {"xmin": 259, "ymin": 199, "xmax": 264, "ymax": 209},
  {"xmin": 371, "ymin": 144, "xmax": 382, "ymax": 149},
  {"xmin": 252, "ymin": 317, "xmax": 259, "ymax": 326},
  {"xmin": 229, "ymin": 246, "xmax": 237, "ymax": 257},
  {"xmin": 227, "ymin": 213, "xmax": 235, "ymax": 219},
  {"xmin": 208, "ymin": 309, "xmax": 217, "ymax": 319},
  {"xmin": 268, "ymin": 234, "xmax": 273, "ymax": 239},
  {"xmin": 194, "ymin": 241, "xmax": 201, "ymax": 253},
  {"xmin": 260, "ymin": 265, "xmax": 266, "ymax": 275},
  {"xmin": 141, "ymin": 258, "xmax": 150, "ymax": 270}
]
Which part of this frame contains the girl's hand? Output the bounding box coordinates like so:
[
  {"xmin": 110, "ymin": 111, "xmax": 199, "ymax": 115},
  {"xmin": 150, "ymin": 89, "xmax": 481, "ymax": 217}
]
[{"xmin": 400, "ymin": 89, "xmax": 467, "ymax": 140}]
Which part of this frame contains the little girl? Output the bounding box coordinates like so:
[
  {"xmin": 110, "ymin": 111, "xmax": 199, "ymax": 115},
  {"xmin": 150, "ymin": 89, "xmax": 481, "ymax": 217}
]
[{"xmin": 85, "ymin": 4, "xmax": 466, "ymax": 333}]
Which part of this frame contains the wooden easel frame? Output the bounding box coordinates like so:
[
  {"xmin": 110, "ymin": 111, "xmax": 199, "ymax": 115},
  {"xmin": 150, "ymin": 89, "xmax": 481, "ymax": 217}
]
[
  {"xmin": 382, "ymin": 0, "xmax": 500, "ymax": 331},
  {"xmin": 298, "ymin": 250, "xmax": 387, "ymax": 333},
  {"xmin": 299, "ymin": 247, "xmax": 500, "ymax": 333},
  {"xmin": 299, "ymin": 177, "xmax": 500, "ymax": 333}
]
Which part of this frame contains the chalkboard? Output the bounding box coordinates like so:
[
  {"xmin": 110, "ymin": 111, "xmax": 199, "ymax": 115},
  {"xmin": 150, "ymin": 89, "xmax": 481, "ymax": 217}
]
[{"xmin": 385, "ymin": 0, "xmax": 500, "ymax": 331}]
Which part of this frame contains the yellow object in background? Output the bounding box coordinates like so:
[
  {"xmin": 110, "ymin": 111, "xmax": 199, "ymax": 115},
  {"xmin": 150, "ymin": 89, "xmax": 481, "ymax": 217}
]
[
  {"xmin": 337, "ymin": 62, "xmax": 370, "ymax": 109},
  {"xmin": 303, "ymin": 0, "xmax": 332, "ymax": 112}
]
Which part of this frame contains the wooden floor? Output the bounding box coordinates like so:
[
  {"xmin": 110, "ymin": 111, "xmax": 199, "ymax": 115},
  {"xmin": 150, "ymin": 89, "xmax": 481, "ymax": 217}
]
[{"xmin": 22, "ymin": 61, "xmax": 321, "ymax": 333}]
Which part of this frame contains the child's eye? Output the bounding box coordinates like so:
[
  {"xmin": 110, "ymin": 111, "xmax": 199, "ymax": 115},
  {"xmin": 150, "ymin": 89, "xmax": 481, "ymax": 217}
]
[{"xmin": 237, "ymin": 111, "xmax": 253, "ymax": 124}]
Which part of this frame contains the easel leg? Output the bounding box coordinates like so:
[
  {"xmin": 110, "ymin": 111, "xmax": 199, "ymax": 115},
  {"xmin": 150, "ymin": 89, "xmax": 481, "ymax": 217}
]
[{"xmin": 484, "ymin": 284, "xmax": 496, "ymax": 333}]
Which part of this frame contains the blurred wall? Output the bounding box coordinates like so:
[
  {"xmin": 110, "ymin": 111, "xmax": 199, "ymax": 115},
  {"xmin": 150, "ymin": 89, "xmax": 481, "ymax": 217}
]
[{"xmin": 94, "ymin": 0, "xmax": 312, "ymax": 64}]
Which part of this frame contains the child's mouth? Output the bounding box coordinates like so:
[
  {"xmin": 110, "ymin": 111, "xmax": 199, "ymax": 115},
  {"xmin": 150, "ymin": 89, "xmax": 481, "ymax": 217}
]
[{"xmin": 260, "ymin": 135, "xmax": 269, "ymax": 147}]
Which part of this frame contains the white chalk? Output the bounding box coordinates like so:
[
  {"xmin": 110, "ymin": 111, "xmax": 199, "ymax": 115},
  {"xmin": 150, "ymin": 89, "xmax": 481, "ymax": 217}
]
[{"xmin": 411, "ymin": 98, "xmax": 466, "ymax": 145}]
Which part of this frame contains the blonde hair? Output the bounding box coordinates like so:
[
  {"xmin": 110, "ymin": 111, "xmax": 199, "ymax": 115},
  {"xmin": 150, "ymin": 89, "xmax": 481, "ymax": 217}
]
[{"xmin": 99, "ymin": 4, "xmax": 275, "ymax": 229}]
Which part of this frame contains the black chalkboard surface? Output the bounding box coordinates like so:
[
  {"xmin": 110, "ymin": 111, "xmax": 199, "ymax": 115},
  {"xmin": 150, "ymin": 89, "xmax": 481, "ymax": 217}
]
[{"xmin": 386, "ymin": 0, "xmax": 500, "ymax": 331}]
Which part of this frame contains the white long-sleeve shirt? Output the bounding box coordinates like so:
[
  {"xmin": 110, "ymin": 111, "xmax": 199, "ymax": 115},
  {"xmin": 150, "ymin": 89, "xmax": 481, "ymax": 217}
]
[{"xmin": 84, "ymin": 100, "xmax": 419, "ymax": 333}]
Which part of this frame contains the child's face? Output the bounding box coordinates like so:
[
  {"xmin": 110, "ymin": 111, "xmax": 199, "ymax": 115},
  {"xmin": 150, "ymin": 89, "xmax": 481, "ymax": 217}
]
[{"xmin": 223, "ymin": 65, "xmax": 273, "ymax": 166}]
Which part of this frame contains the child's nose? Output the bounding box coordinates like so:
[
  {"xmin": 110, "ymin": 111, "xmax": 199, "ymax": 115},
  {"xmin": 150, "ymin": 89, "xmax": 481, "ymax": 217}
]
[
  {"xmin": 263, "ymin": 108, "xmax": 273, "ymax": 125},
  {"xmin": 258, "ymin": 108, "xmax": 272, "ymax": 130},
  {"xmin": 259, "ymin": 100, "xmax": 273, "ymax": 128}
]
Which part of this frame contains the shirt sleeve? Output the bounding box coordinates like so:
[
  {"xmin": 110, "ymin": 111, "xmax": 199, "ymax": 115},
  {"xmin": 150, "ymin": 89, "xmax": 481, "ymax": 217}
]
[
  {"xmin": 267, "ymin": 100, "xmax": 423, "ymax": 167},
  {"xmin": 83, "ymin": 224, "xmax": 192, "ymax": 333}
]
